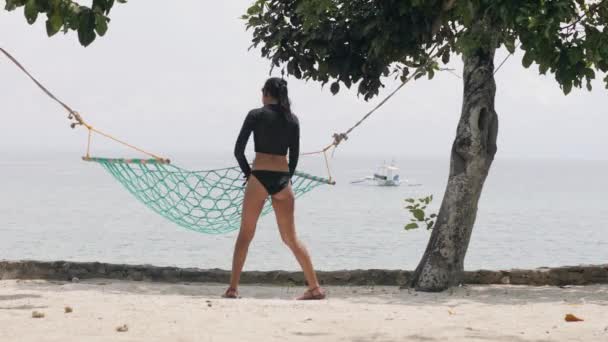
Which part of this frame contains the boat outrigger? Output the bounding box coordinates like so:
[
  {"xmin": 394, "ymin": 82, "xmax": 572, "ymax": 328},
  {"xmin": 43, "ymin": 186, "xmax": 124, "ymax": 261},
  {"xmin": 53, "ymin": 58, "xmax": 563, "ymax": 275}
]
[{"xmin": 351, "ymin": 161, "xmax": 402, "ymax": 186}]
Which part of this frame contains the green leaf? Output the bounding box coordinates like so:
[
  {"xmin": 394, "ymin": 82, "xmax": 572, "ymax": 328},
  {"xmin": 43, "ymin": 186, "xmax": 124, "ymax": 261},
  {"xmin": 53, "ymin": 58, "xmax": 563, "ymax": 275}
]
[
  {"xmin": 405, "ymin": 223, "xmax": 419, "ymax": 230},
  {"xmin": 405, "ymin": 199, "xmax": 415, "ymax": 204},
  {"xmin": 441, "ymin": 50, "xmax": 450, "ymax": 64},
  {"xmin": 95, "ymin": 13, "xmax": 108, "ymax": 36},
  {"xmin": 24, "ymin": 0, "xmax": 38, "ymax": 24},
  {"xmin": 5, "ymin": 0, "xmax": 14, "ymax": 11},
  {"xmin": 412, "ymin": 209, "xmax": 425, "ymax": 222},
  {"xmin": 562, "ymin": 81, "xmax": 573, "ymax": 95},
  {"xmin": 45, "ymin": 12, "xmax": 63, "ymax": 37},
  {"xmin": 330, "ymin": 81, "xmax": 340, "ymax": 95},
  {"xmin": 78, "ymin": 10, "xmax": 97, "ymax": 47},
  {"xmin": 504, "ymin": 39, "xmax": 516, "ymax": 54},
  {"xmin": 246, "ymin": 3, "xmax": 261, "ymax": 16},
  {"xmin": 567, "ymin": 49, "xmax": 583, "ymax": 64},
  {"xmin": 426, "ymin": 221, "xmax": 434, "ymax": 230},
  {"xmin": 106, "ymin": 0, "xmax": 115, "ymax": 14},
  {"xmin": 584, "ymin": 68, "xmax": 596, "ymax": 79},
  {"xmin": 522, "ymin": 52, "xmax": 534, "ymax": 68},
  {"xmin": 92, "ymin": 0, "xmax": 106, "ymax": 12}
]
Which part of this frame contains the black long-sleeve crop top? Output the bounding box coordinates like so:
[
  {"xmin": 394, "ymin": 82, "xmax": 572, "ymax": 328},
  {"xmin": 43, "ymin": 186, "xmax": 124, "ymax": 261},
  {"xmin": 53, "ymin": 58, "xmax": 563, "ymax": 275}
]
[{"xmin": 234, "ymin": 104, "xmax": 300, "ymax": 178}]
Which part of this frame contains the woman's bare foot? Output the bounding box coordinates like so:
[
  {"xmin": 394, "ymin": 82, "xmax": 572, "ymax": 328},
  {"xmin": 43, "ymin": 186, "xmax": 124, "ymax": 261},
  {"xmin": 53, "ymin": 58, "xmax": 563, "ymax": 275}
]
[
  {"xmin": 221, "ymin": 287, "xmax": 239, "ymax": 299},
  {"xmin": 296, "ymin": 287, "xmax": 326, "ymax": 300}
]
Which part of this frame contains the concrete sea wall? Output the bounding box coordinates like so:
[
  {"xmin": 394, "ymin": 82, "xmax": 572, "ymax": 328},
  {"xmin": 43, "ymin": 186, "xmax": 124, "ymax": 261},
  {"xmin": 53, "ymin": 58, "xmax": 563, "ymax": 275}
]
[{"xmin": 1, "ymin": 260, "xmax": 607, "ymax": 287}]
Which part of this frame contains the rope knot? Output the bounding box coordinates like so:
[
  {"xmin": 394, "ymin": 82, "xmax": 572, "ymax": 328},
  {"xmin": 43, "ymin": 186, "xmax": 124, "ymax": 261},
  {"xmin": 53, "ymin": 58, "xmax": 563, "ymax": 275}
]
[
  {"xmin": 68, "ymin": 111, "xmax": 86, "ymax": 129},
  {"xmin": 332, "ymin": 132, "xmax": 348, "ymax": 147}
]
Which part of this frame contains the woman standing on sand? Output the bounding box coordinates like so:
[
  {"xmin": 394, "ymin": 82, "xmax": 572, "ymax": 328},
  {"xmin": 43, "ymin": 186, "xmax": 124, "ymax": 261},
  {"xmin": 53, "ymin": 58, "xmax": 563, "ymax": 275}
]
[{"xmin": 224, "ymin": 77, "xmax": 325, "ymax": 300}]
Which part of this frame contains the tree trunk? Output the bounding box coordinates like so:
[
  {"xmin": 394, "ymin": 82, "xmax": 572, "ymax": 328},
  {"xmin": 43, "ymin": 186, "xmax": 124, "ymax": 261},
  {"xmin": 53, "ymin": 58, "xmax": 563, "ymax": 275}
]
[{"xmin": 410, "ymin": 36, "xmax": 499, "ymax": 292}]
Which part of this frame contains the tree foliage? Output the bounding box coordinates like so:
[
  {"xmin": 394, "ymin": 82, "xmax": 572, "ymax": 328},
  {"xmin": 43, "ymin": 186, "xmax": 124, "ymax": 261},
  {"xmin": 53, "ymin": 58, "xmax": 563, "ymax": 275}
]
[
  {"xmin": 243, "ymin": 0, "xmax": 608, "ymax": 99},
  {"xmin": 4, "ymin": 0, "xmax": 127, "ymax": 46},
  {"xmin": 404, "ymin": 196, "xmax": 436, "ymax": 231}
]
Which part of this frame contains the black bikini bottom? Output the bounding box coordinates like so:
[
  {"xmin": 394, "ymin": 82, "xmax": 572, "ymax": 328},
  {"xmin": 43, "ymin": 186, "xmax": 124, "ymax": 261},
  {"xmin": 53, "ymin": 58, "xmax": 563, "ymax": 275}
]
[{"xmin": 251, "ymin": 170, "xmax": 291, "ymax": 195}]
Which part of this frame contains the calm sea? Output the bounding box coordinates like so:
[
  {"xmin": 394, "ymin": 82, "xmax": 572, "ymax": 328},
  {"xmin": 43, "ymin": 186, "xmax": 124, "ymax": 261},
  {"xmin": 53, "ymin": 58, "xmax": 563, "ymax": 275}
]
[{"xmin": 1, "ymin": 152, "xmax": 606, "ymax": 271}]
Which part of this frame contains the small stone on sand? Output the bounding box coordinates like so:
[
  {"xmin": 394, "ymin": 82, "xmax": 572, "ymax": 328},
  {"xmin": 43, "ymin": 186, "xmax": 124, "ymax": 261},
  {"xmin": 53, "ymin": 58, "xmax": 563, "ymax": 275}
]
[
  {"xmin": 116, "ymin": 324, "xmax": 129, "ymax": 332},
  {"xmin": 64, "ymin": 306, "xmax": 73, "ymax": 313},
  {"xmin": 32, "ymin": 311, "xmax": 45, "ymax": 318},
  {"xmin": 565, "ymin": 313, "xmax": 584, "ymax": 322}
]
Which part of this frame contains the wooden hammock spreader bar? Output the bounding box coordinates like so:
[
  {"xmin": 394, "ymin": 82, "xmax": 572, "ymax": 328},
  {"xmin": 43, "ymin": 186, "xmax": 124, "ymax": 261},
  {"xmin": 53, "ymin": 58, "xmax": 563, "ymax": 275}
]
[{"xmin": 82, "ymin": 157, "xmax": 171, "ymax": 165}]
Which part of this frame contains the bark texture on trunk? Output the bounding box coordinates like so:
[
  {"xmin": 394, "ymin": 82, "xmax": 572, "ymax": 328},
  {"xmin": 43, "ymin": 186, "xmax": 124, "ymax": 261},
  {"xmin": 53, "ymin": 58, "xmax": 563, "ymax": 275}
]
[{"xmin": 410, "ymin": 31, "xmax": 499, "ymax": 292}]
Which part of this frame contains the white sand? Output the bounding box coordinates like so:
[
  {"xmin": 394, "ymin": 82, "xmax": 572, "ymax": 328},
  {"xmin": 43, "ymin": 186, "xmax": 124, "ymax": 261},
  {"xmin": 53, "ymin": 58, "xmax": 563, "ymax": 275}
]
[{"xmin": 1, "ymin": 280, "xmax": 607, "ymax": 342}]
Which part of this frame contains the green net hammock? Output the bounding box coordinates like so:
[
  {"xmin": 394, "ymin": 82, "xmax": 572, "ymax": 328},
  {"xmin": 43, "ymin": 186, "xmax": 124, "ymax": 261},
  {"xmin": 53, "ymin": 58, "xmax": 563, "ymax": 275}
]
[{"xmin": 86, "ymin": 157, "xmax": 333, "ymax": 234}]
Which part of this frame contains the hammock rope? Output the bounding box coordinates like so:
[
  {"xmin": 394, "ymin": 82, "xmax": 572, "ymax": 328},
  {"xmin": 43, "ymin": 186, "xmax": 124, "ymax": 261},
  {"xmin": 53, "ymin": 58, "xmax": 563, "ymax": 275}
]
[
  {"xmin": 2, "ymin": 46, "xmax": 516, "ymax": 234},
  {"xmin": 301, "ymin": 68, "xmax": 426, "ymax": 159},
  {"xmin": 0, "ymin": 48, "xmax": 168, "ymax": 162}
]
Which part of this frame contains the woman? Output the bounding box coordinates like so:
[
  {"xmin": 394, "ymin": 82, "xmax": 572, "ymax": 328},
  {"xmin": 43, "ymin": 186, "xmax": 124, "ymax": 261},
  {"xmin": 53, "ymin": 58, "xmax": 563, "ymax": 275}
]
[{"xmin": 224, "ymin": 77, "xmax": 325, "ymax": 300}]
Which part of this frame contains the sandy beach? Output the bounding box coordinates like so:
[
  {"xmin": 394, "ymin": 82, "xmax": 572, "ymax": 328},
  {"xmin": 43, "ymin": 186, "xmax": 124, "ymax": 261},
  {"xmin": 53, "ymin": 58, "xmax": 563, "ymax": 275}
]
[{"xmin": 0, "ymin": 280, "xmax": 606, "ymax": 342}]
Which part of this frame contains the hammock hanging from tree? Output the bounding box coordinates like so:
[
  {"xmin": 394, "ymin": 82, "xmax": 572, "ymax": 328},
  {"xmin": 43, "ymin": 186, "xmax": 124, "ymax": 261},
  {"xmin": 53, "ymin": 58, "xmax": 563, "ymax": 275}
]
[{"xmin": 1, "ymin": 47, "xmax": 428, "ymax": 234}]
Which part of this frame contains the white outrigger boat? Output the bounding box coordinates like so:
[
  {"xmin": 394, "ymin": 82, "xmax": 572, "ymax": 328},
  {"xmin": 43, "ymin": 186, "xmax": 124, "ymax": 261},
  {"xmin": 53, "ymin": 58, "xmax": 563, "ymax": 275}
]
[{"xmin": 351, "ymin": 161, "xmax": 402, "ymax": 186}]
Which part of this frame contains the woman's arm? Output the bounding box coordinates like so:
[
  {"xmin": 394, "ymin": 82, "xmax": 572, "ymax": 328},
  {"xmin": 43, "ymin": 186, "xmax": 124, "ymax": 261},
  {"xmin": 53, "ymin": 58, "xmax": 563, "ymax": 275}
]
[
  {"xmin": 288, "ymin": 117, "xmax": 300, "ymax": 178},
  {"xmin": 234, "ymin": 111, "xmax": 256, "ymax": 179}
]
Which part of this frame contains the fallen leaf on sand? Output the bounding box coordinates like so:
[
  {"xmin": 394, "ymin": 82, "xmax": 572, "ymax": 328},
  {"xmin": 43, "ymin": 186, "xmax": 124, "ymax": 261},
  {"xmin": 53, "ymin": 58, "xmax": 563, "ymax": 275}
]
[
  {"xmin": 32, "ymin": 311, "xmax": 45, "ymax": 318},
  {"xmin": 64, "ymin": 306, "xmax": 73, "ymax": 313},
  {"xmin": 565, "ymin": 314, "xmax": 584, "ymax": 322},
  {"xmin": 448, "ymin": 310, "xmax": 455, "ymax": 315},
  {"xmin": 116, "ymin": 324, "xmax": 129, "ymax": 332}
]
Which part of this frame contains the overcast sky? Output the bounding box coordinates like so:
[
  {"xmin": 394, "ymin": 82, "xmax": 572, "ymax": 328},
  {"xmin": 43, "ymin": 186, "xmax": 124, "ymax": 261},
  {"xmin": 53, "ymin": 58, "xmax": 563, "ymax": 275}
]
[{"xmin": 1, "ymin": 1, "xmax": 606, "ymax": 163}]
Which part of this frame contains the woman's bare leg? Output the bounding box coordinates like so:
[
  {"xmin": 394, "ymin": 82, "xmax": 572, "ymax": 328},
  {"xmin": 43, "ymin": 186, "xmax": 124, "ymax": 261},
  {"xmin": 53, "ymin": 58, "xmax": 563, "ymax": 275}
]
[
  {"xmin": 271, "ymin": 185, "xmax": 321, "ymax": 291},
  {"xmin": 228, "ymin": 176, "xmax": 267, "ymax": 290}
]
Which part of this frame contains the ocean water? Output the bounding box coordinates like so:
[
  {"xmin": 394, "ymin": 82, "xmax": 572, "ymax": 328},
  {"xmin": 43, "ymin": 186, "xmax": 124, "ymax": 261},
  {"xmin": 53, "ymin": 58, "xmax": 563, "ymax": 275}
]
[{"xmin": 1, "ymin": 153, "xmax": 606, "ymax": 271}]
